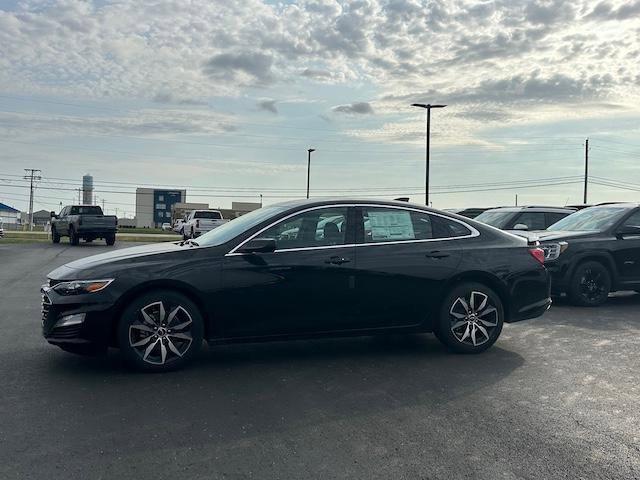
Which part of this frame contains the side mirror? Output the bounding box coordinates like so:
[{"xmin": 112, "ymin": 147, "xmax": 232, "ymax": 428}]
[
  {"xmin": 50, "ymin": 211, "xmax": 57, "ymax": 219},
  {"xmin": 617, "ymin": 225, "xmax": 640, "ymax": 237},
  {"xmin": 513, "ymin": 223, "xmax": 529, "ymax": 231},
  {"xmin": 238, "ymin": 237, "xmax": 276, "ymax": 254}
]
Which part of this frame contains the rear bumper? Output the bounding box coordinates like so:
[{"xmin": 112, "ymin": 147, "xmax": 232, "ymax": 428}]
[
  {"xmin": 507, "ymin": 296, "xmax": 552, "ymax": 323},
  {"xmin": 76, "ymin": 227, "xmax": 116, "ymax": 237}
]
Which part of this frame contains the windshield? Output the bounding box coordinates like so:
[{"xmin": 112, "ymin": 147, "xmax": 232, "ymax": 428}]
[
  {"xmin": 196, "ymin": 205, "xmax": 288, "ymax": 247},
  {"xmin": 194, "ymin": 211, "xmax": 222, "ymax": 219},
  {"xmin": 547, "ymin": 206, "xmax": 628, "ymax": 232},
  {"xmin": 474, "ymin": 210, "xmax": 516, "ymax": 229}
]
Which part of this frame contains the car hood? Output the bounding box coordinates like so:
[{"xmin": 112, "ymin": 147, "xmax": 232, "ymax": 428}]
[{"xmin": 48, "ymin": 242, "xmax": 185, "ymax": 279}]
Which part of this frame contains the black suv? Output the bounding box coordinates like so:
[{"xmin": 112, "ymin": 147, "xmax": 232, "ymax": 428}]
[
  {"xmin": 536, "ymin": 203, "xmax": 640, "ymax": 306},
  {"xmin": 475, "ymin": 205, "xmax": 576, "ymax": 232}
]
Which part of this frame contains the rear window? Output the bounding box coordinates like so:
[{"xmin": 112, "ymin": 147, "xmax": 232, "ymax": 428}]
[
  {"xmin": 474, "ymin": 210, "xmax": 516, "ymax": 229},
  {"xmin": 69, "ymin": 206, "xmax": 103, "ymax": 215},
  {"xmin": 194, "ymin": 211, "xmax": 222, "ymax": 219}
]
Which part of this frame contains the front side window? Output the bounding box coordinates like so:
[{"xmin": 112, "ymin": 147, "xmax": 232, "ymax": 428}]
[
  {"xmin": 261, "ymin": 207, "xmax": 349, "ymax": 250},
  {"xmin": 622, "ymin": 210, "xmax": 640, "ymax": 228}
]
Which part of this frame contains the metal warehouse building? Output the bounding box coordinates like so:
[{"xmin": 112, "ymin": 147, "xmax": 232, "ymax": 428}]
[{"xmin": 135, "ymin": 188, "xmax": 186, "ymax": 228}]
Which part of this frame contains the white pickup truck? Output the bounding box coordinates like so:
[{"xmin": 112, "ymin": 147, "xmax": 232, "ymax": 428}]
[{"xmin": 182, "ymin": 210, "xmax": 228, "ymax": 239}]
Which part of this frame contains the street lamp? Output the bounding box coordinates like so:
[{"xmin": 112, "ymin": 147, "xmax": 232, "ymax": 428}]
[
  {"xmin": 306, "ymin": 148, "xmax": 316, "ymax": 199},
  {"xmin": 411, "ymin": 103, "xmax": 446, "ymax": 206}
]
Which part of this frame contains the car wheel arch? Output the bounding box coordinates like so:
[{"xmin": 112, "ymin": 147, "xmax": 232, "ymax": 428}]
[
  {"xmin": 110, "ymin": 280, "xmax": 213, "ymax": 347},
  {"xmin": 568, "ymin": 253, "xmax": 617, "ymax": 287},
  {"xmin": 438, "ymin": 272, "xmax": 511, "ymax": 323}
]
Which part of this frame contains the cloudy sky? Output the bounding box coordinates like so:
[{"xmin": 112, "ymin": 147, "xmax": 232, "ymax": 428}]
[{"xmin": 1, "ymin": 0, "xmax": 639, "ymax": 216}]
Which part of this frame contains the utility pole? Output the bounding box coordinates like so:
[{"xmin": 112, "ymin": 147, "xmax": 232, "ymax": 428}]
[
  {"xmin": 411, "ymin": 103, "xmax": 446, "ymax": 205},
  {"xmin": 583, "ymin": 138, "xmax": 589, "ymax": 204},
  {"xmin": 102, "ymin": 199, "xmax": 106, "ymax": 211},
  {"xmin": 259, "ymin": 194, "xmax": 263, "ymax": 207},
  {"xmin": 23, "ymin": 168, "xmax": 41, "ymax": 231},
  {"xmin": 306, "ymin": 148, "xmax": 316, "ymax": 199},
  {"xmin": 515, "ymin": 194, "xmax": 518, "ymax": 206}
]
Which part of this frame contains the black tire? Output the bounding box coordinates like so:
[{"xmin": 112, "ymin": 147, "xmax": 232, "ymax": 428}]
[
  {"xmin": 69, "ymin": 226, "xmax": 79, "ymax": 246},
  {"xmin": 51, "ymin": 227, "xmax": 60, "ymax": 244},
  {"xmin": 435, "ymin": 282, "xmax": 504, "ymax": 354},
  {"xmin": 568, "ymin": 260, "xmax": 611, "ymax": 307},
  {"xmin": 105, "ymin": 234, "xmax": 116, "ymax": 246},
  {"xmin": 190, "ymin": 227, "xmax": 195, "ymax": 239},
  {"xmin": 117, "ymin": 290, "xmax": 204, "ymax": 372},
  {"xmin": 182, "ymin": 230, "xmax": 188, "ymax": 241}
]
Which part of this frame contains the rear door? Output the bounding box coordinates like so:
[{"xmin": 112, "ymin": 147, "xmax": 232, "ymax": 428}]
[
  {"xmin": 352, "ymin": 206, "xmax": 470, "ymax": 329},
  {"xmin": 220, "ymin": 206, "xmax": 359, "ymax": 337}
]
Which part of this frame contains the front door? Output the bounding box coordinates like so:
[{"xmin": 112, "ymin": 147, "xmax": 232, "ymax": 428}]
[
  {"xmin": 220, "ymin": 206, "xmax": 359, "ymax": 338},
  {"xmin": 612, "ymin": 210, "xmax": 640, "ymax": 283}
]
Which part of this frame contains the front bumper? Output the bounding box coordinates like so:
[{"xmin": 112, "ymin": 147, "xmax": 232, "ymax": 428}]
[{"xmin": 41, "ymin": 284, "xmax": 116, "ymax": 353}]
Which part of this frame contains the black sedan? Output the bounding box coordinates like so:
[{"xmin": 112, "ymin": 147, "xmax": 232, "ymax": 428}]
[{"xmin": 42, "ymin": 199, "xmax": 551, "ymax": 371}]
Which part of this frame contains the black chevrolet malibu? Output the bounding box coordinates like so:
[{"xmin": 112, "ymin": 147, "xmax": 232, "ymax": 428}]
[{"xmin": 42, "ymin": 199, "xmax": 551, "ymax": 371}]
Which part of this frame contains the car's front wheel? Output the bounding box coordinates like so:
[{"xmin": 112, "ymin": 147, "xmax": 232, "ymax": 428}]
[
  {"xmin": 435, "ymin": 282, "xmax": 504, "ymax": 354},
  {"xmin": 569, "ymin": 260, "xmax": 611, "ymax": 306},
  {"xmin": 117, "ymin": 290, "xmax": 204, "ymax": 372},
  {"xmin": 51, "ymin": 227, "xmax": 60, "ymax": 244}
]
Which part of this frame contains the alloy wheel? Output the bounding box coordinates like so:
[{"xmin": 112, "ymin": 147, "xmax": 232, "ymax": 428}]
[
  {"xmin": 449, "ymin": 291, "xmax": 499, "ymax": 347},
  {"xmin": 129, "ymin": 301, "xmax": 194, "ymax": 365},
  {"xmin": 578, "ymin": 268, "xmax": 607, "ymax": 303}
]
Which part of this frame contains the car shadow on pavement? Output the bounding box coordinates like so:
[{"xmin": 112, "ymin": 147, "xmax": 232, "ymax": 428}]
[{"xmin": 28, "ymin": 334, "xmax": 524, "ymax": 452}]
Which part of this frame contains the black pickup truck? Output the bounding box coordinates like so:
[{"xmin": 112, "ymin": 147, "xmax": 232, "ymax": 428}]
[{"xmin": 50, "ymin": 205, "xmax": 118, "ymax": 246}]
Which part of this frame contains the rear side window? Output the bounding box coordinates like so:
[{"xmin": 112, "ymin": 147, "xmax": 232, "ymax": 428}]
[
  {"xmin": 513, "ymin": 212, "xmax": 546, "ymax": 230},
  {"xmin": 363, "ymin": 208, "xmax": 429, "ymax": 243},
  {"xmin": 622, "ymin": 211, "xmax": 640, "ymax": 228},
  {"xmin": 431, "ymin": 215, "xmax": 472, "ymax": 238}
]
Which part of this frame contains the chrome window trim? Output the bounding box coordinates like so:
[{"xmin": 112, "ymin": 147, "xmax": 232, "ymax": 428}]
[{"xmin": 226, "ymin": 203, "xmax": 479, "ymax": 256}]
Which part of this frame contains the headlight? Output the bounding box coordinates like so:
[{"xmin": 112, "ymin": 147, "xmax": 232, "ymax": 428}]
[
  {"xmin": 52, "ymin": 279, "xmax": 113, "ymax": 296},
  {"xmin": 541, "ymin": 241, "xmax": 568, "ymax": 261}
]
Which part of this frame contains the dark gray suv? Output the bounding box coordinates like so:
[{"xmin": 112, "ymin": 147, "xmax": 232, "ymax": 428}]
[{"xmin": 475, "ymin": 206, "xmax": 576, "ymax": 232}]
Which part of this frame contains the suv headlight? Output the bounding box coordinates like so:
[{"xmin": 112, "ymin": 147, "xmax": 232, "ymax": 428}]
[
  {"xmin": 52, "ymin": 279, "xmax": 113, "ymax": 296},
  {"xmin": 541, "ymin": 242, "xmax": 568, "ymax": 261}
]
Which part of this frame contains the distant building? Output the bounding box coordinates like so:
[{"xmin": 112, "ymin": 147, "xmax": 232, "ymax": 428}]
[
  {"xmin": 220, "ymin": 201, "xmax": 261, "ymax": 219},
  {"xmin": 20, "ymin": 209, "xmax": 51, "ymax": 226},
  {"xmin": 82, "ymin": 174, "xmax": 94, "ymax": 205},
  {"xmin": 0, "ymin": 202, "xmax": 20, "ymax": 224},
  {"xmin": 135, "ymin": 188, "xmax": 186, "ymax": 228}
]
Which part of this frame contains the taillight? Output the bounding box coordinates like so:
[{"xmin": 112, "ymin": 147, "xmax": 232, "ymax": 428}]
[{"xmin": 529, "ymin": 247, "xmax": 545, "ymax": 265}]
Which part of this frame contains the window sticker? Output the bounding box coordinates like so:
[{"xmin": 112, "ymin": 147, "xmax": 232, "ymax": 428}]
[{"xmin": 367, "ymin": 210, "xmax": 415, "ymax": 241}]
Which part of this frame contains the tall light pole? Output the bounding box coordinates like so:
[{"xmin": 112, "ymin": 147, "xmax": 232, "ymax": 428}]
[
  {"xmin": 306, "ymin": 148, "xmax": 315, "ymax": 199},
  {"xmin": 583, "ymin": 138, "xmax": 589, "ymax": 204},
  {"xmin": 411, "ymin": 103, "xmax": 446, "ymax": 206}
]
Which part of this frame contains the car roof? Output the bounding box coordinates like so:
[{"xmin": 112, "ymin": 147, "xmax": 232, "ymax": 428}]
[
  {"xmin": 481, "ymin": 205, "xmax": 576, "ymax": 213},
  {"xmin": 271, "ymin": 197, "xmax": 443, "ymax": 212}
]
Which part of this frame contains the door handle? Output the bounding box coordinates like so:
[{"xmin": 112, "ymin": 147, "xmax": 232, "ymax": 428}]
[
  {"xmin": 325, "ymin": 256, "xmax": 351, "ymax": 265},
  {"xmin": 425, "ymin": 251, "xmax": 450, "ymax": 259}
]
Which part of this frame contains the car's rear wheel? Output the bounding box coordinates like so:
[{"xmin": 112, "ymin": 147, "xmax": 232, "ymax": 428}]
[
  {"xmin": 435, "ymin": 282, "xmax": 504, "ymax": 354},
  {"xmin": 105, "ymin": 234, "xmax": 116, "ymax": 246},
  {"xmin": 69, "ymin": 226, "xmax": 79, "ymax": 246},
  {"xmin": 569, "ymin": 260, "xmax": 611, "ymax": 307},
  {"xmin": 117, "ymin": 290, "xmax": 204, "ymax": 372},
  {"xmin": 51, "ymin": 226, "xmax": 60, "ymax": 244}
]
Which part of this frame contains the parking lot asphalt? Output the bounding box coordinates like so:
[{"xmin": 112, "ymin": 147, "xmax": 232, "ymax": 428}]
[{"xmin": 0, "ymin": 242, "xmax": 639, "ymax": 480}]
